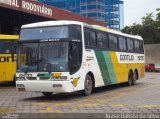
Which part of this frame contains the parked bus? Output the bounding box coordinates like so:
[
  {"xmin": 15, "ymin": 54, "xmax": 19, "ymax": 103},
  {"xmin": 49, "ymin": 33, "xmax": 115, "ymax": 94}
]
[
  {"xmin": 16, "ymin": 21, "xmax": 145, "ymax": 96},
  {"xmin": 0, "ymin": 34, "xmax": 19, "ymax": 83}
]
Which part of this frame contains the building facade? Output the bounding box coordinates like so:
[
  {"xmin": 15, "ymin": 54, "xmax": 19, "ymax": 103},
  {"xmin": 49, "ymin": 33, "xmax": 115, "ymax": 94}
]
[
  {"xmin": 0, "ymin": 0, "xmax": 105, "ymax": 34},
  {"xmin": 37, "ymin": 0, "xmax": 124, "ymax": 29}
]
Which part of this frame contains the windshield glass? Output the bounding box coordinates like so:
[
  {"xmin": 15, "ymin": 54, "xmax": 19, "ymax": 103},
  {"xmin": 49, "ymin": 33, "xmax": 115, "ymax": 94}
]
[
  {"xmin": 18, "ymin": 42, "xmax": 68, "ymax": 72},
  {"xmin": 20, "ymin": 26, "xmax": 69, "ymax": 40},
  {"xmin": 0, "ymin": 40, "xmax": 16, "ymax": 54}
]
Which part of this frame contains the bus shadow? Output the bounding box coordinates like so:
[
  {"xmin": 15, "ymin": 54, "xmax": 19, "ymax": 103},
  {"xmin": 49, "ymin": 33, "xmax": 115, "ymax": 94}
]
[
  {"xmin": 21, "ymin": 82, "xmax": 146, "ymax": 102},
  {"xmin": 93, "ymin": 82, "xmax": 146, "ymax": 94},
  {"xmin": 0, "ymin": 82, "xmax": 15, "ymax": 88}
]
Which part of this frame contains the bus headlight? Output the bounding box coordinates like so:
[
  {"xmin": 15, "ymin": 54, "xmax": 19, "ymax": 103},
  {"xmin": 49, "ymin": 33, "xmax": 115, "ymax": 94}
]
[
  {"xmin": 17, "ymin": 84, "xmax": 26, "ymax": 91},
  {"xmin": 16, "ymin": 77, "xmax": 26, "ymax": 81},
  {"xmin": 17, "ymin": 84, "xmax": 25, "ymax": 88},
  {"xmin": 51, "ymin": 76, "xmax": 67, "ymax": 80}
]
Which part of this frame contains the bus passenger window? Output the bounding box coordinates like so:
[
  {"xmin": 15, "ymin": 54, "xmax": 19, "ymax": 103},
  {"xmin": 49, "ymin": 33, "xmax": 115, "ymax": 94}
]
[
  {"xmin": 97, "ymin": 33, "xmax": 108, "ymax": 48},
  {"xmin": 134, "ymin": 40, "xmax": 140, "ymax": 52},
  {"xmin": 139, "ymin": 41, "xmax": 144, "ymax": 53},
  {"xmin": 109, "ymin": 34, "xmax": 118, "ymax": 50},
  {"xmin": 0, "ymin": 41, "xmax": 14, "ymax": 54},
  {"xmin": 84, "ymin": 28, "xmax": 96, "ymax": 48},
  {"xmin": 119, "ymin": 36, "xmax": 126, "ymax": 51},
  {"xmin": 4, "ymin": 49, "xmax": 10, "ymax": 53},
  {"xmin": 127, "ymin": 38, "xmax": 134, "ymax": 51}
]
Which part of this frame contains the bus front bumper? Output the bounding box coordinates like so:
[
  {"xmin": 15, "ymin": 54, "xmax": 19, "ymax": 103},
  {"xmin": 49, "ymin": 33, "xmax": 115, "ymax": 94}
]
[{"xmin": 16, "ymin": 80, "xmax": 74, "ymax": 93}]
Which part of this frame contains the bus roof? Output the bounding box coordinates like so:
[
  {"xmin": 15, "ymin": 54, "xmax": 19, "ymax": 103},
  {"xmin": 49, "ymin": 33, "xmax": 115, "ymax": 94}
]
[
  {"xmin": 90, "ymin": 25, "xmax": 143, "ymax": 40},
  {"xmin": 21, "ymin": 20, "xmax": 84, "ymax": 29},
  {"xmin": 0, "ymin": 34, "xmax": 19, "ymax": 40},
  {"xmin": 21, "ymin": 20, "xmax": 143, "ymax": 41}
]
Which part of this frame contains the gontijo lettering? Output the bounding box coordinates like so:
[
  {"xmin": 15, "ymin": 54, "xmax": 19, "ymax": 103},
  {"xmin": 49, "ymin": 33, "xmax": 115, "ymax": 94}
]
[
  {"xmin": 120, "ymin": 54, "xmax": 134, "ymax": 61},
  {"xmin": 0, "ymin": 56, "xmax": 16, "ymax": 62}
]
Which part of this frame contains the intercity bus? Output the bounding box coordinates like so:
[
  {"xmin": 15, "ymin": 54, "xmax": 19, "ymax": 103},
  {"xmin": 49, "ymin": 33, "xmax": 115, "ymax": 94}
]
[
  {"xmin": 0, "ymin": 34, "xmax": 19, "ymax": 83},
  {"xmin": 16, "ymin": 21, "xmax": 145, "ymax": 96}
]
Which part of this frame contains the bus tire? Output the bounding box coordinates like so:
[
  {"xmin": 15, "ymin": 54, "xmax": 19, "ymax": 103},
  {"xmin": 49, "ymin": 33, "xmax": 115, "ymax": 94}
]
[
  {"xmin": 42, "ymin": 92, "xmax": 52, "ymax": 97},
  {"xmin": 133, "ymin": 71, "xmax": 138, "ymax": 85},
  {"xmin": 128, "ymin": 71, "xmax": 133, "ymax": 86},
  {"xmin": 81, "ymin": 74, "xmax": 93, "ymax": 96},
  {"xmin": 12, "ymin": 76, "xmax": 16, "ymax": 86}
]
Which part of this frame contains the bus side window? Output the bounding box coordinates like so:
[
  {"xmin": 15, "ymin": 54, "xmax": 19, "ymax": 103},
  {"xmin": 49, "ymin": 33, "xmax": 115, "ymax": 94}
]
[
  {"xmin": 127, "ymin": 38, "xmax": 134, "ymax": 52},
  {"xmin": 84, "ymin": 28, "xmax": 96, "ymax": 48},
  {"xmin": 13, "ymin": 41, "xmax": 18, "ymax": 54},
  {"xmin": 70, "ymin": 25, "xmax": 82, "ymax": 40},
  {"xmin": 69, "ymin": 43, "xmax": 81, "ymax": 74},
  {"xmin": 109, "ymin": 34, "xmax": 118, "ymax": 50},
  {"xmin": 1, "ymin": 41, "xmax": 13, "ymax": 54},
  {"xmin": 139, "ymin": 41, "xmax": 144, "ymax": 53},
  {"xmin": 119, "ymin": 36, "xmax": 126, "ymax": 51},
  {"xmin": 97, "ymin": 32, "xmax": 108, "ymax": 49},
  {"xmin": 134, "ymin": 40, "xmax": 140, "ymax": 53}
]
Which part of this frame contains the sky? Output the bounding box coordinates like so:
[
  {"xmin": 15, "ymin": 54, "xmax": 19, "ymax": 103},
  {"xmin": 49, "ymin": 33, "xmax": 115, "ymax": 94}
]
[{"xmin": 124, "ymin": 0, "xmax": 160, "ymax": 26}]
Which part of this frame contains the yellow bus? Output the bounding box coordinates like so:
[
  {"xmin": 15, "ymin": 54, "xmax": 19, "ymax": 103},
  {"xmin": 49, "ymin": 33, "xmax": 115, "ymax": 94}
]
[{"xmin": 0, "ymin": 34, "xmax": 19, "ymax": 83}]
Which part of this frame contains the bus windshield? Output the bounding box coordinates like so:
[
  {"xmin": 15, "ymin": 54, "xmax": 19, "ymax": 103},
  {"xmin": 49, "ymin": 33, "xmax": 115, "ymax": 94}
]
[
  {"xmin": 20, "ymin": 26, "xmax": 69, "ymax": 40},
  {"xmin": 18, "ymin": 25, "xmax": 82, "ymax": 73},
  {"xmin": 0, "ymin": 40, "xmax": 15, "ymax": 54},
  {"xmin": 18, "ymin": 42, "xmax": 68, "ymax": 72}
]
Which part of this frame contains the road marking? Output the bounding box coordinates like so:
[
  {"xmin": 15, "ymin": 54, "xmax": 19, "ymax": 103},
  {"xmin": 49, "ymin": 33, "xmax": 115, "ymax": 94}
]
[
  {"xmin": 38, "ymin": 107, "xmax": 63, "ymax": 113},
  {"xmin": 68, "ymin": 83, "xmax": 160, "ymax": 112},
  {"xmin": 46, "ymin": 107, "xmax": 53, "ymax": 111},
  {"xmin": 77, "ymin": 103, "xmax": 98, "ymax": 107},
  {"xmin": 0, "ymin": 108, "xmax": 16, "ymax": 113},
  {"xmin": 149, "ymin": 78, "xmax": 155, "ymax": 79},
  {"xmin": 137, "ymin": 104, "xmax": 158, "ymax": 108},
  {"xmin": 52, "ymin": 103, "xmax": 69, "ymax": 107},
  {"xmin": 111, "ymin": 104, "xmax": 128, "ymax": 107},
  {"xmin": 37, "ymin": 81, "xmax": 160, "ymax": 113}
]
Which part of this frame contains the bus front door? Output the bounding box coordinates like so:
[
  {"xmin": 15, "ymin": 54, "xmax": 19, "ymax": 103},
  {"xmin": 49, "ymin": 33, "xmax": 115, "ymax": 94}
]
[
  {"xmin": 5, "ymin": 54, "xmax": 16, "ymax": 81},
  {"xmin": 0, "ymin": 59, "xmax": 6, "ymax": 81}
]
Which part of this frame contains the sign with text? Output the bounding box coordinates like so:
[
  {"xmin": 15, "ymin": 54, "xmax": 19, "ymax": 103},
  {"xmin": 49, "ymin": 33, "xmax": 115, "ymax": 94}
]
[
  {"xmin": 0, "ymin": 0, "xmax": 106, "ymax": 26},
  {"xmin": 0, "ymin": 0, "xmax": 53, "ymax": 18}
]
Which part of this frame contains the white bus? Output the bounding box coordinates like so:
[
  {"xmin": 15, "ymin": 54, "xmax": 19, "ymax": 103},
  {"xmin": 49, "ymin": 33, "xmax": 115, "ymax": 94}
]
[{"xmin": 16, "ymin": 21, "xmax": 145, "ymax": 96}]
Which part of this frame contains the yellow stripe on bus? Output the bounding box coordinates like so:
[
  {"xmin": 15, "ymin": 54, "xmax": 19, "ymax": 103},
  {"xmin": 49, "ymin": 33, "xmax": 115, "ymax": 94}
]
[
  {"xmin": 0, "ymin": 34, "xmax": 19, "ymax": 40},
  {"xmin": 110, "ymin": 52, "xmax": 145, "ymax": 83}
]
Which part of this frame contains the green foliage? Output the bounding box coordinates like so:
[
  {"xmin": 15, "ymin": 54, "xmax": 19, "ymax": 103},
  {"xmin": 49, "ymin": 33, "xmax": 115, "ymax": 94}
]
[
  {"xmin": 142, "ymin": 13, "xmax": 154, "ymax": 26},
  {"xmin": 156, "ymin": 8, "xmax": 160, "ymax": 30},
  {"xmin": 122, "ymin": 9, "xmax": 160, "ymax": 44}
]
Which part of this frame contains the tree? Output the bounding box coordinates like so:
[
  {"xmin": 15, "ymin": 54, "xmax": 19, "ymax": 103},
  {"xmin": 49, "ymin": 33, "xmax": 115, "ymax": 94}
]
[
  {"xmin": 142, "ymin": 13, "xmax": 154, "ymax": 26},
  {"xmin": 122, "ymin": 9, "xmax": 160, "ymax": 44},
  {"xmin": 156, "ymin": 8, "xmax": 160, "ymax": 23},
  {"xmin": 156, "ymin": 9, "xmax": 160, "ymax": 31}
]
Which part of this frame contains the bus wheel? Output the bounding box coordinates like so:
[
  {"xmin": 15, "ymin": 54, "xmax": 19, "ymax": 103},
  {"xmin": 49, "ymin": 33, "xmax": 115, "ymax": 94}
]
[
  {"xmin": 81, "ymin": 75, "xmax": 93, "ymax": 96},
  {"xmin": 133, "ymin": 71, "xmax": 138, "ymax": 85},
  {"xmin": 12, "ymin": 76, "xmax": 16, "ymax": 86},
  {"xmin": 128, "ymin": 71, "xmax": 133, "ymax": 86},
  {"xmin": 42, "ymin": 92, "xmax": 52, "ymax": 97}
]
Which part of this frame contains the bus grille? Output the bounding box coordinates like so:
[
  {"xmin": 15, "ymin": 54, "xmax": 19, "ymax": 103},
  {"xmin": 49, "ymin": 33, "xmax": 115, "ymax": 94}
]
[
  {"xmin": 27, "ymin": 77, "xmax": 37, "ymax": 80},
  {"xmin": 39, "ymin": 77, "xmax": 50, "ymax": 80}
]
